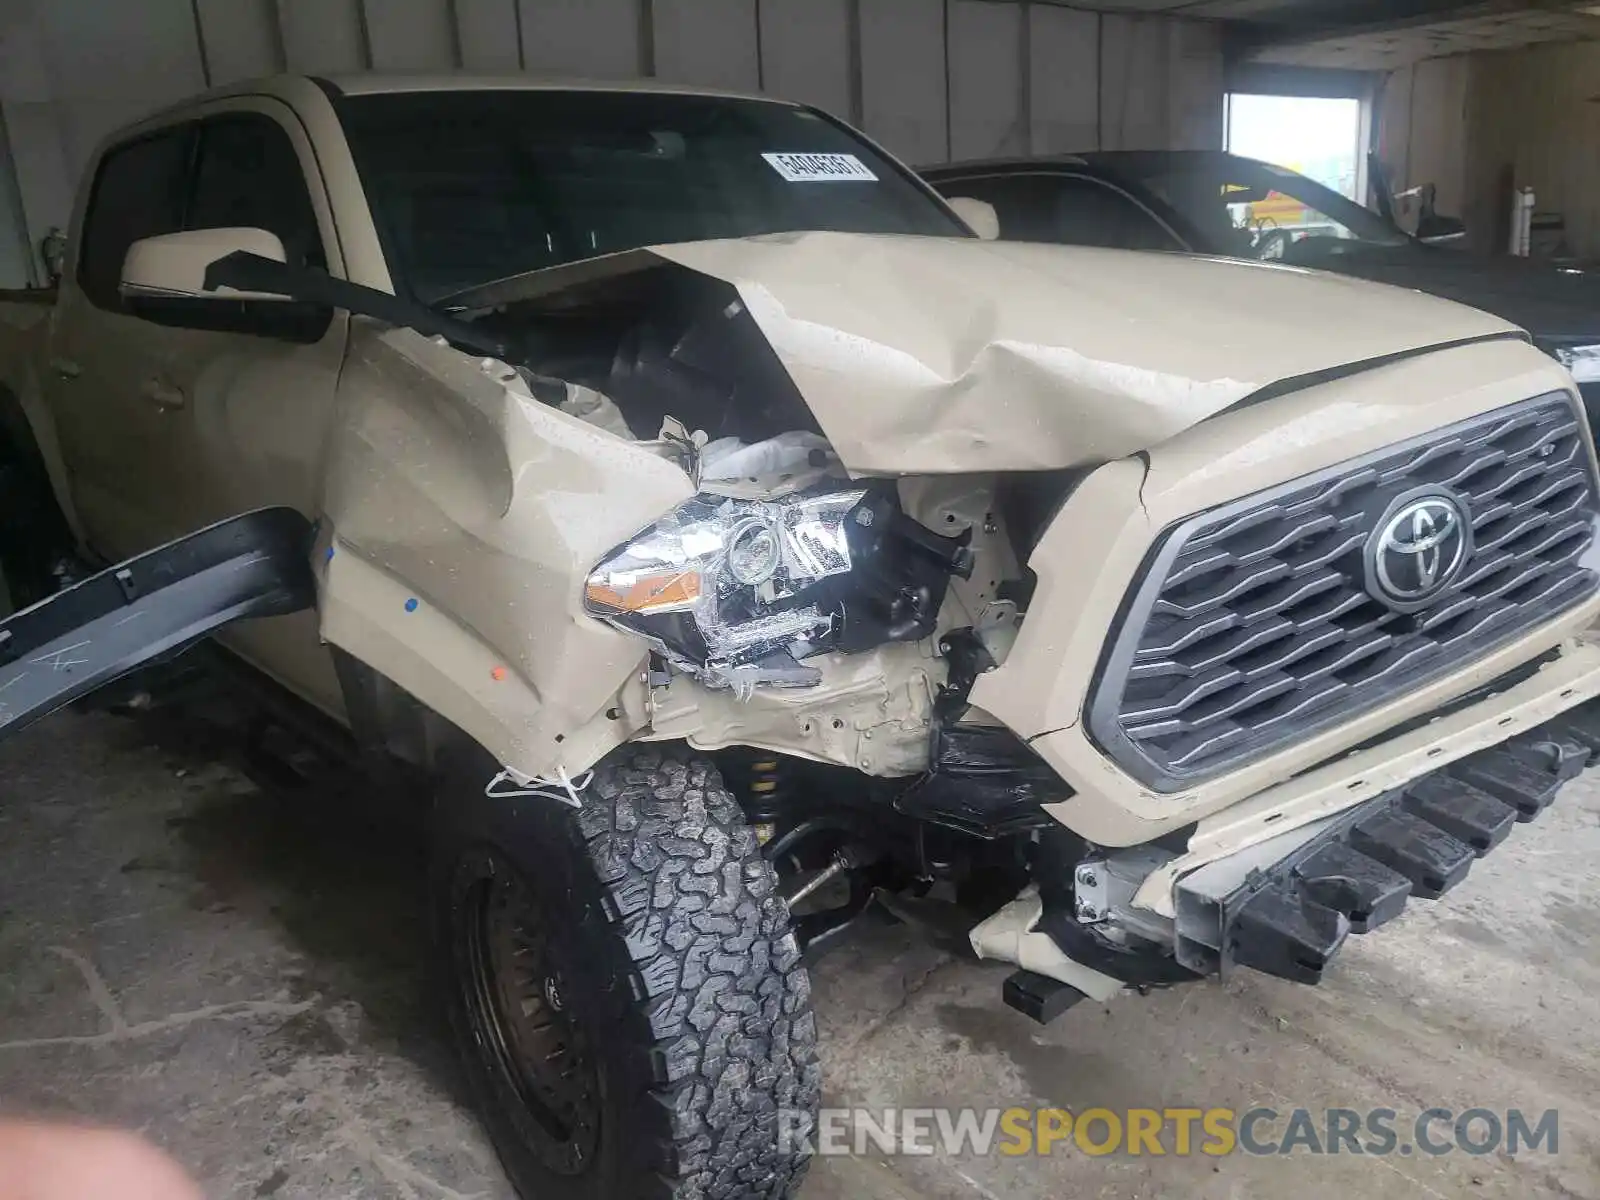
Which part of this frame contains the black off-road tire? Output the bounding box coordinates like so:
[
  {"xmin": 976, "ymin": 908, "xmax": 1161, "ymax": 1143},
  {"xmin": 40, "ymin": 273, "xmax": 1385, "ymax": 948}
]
[{"xmin": 433, "ymin": 745, "xmax": 820, "ymax": 1200}]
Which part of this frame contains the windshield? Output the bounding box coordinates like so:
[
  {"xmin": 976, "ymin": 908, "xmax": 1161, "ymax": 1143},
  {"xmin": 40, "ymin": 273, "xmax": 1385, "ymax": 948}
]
[
  {"xmin": 1115, "ymin": 154, "xmax": 1410, "ymax": 264},
  {"xmin": 337, "ymin": 90, "xmax": 966, "ymax": 303}
]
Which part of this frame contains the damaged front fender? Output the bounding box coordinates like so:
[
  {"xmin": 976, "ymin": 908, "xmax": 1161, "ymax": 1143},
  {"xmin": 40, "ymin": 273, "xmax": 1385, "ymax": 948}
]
[{"xmin": 316, "ymin": 322, "xmax": 694, "ymax": 780}]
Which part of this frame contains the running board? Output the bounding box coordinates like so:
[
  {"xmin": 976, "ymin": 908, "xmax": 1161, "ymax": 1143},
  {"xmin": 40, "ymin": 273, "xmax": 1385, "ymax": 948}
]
[{"xmin": 0, "ymin": 508, "xmax": 314, "ymax": 740}]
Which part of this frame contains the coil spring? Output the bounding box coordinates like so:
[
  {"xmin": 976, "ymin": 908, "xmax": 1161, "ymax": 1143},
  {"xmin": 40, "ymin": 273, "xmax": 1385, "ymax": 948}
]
[{"xmin": 747, "ymin": 756, "xmax": 784, "ymax": 848}]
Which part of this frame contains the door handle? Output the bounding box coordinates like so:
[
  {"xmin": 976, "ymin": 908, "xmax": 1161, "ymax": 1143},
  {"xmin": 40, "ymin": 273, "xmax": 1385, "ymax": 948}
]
[
  {"xmin": 50, "ymin": 358, "xmax": 81, "ymax": 380},
  {"xmin": 140, "ymin": 377, "xmax": 186, "ymax": 411}
]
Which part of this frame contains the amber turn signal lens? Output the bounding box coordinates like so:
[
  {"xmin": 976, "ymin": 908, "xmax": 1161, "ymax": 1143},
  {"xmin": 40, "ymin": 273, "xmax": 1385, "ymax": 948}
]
[{"xmin": 584, "ymin": 570, "xmax": 702, "ymax": 614}]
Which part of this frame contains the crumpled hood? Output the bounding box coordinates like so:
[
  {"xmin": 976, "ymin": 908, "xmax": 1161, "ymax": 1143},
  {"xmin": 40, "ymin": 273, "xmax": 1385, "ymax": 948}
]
[{"xmin": 454, "ymin": 231, "xmax": 1524, "ymax": 474}]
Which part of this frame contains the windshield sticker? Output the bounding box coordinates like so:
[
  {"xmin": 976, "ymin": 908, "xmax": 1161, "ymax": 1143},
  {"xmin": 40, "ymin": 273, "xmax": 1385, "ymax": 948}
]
[{"xmin": 762, "ymin": 152, "xmax": 878, "ymax": 182}]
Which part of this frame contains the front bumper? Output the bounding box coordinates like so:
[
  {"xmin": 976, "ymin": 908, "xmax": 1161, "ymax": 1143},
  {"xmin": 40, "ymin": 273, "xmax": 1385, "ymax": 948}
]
[{"xmin": 1173, "ymin": 702, "xmax": 1600, "ymax": 983}]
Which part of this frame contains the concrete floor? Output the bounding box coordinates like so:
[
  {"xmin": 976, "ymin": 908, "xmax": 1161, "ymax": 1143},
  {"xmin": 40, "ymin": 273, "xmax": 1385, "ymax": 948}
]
[{"xmin": 1, "ymin": 709, "xmax": 1598, "ymax": 1200}]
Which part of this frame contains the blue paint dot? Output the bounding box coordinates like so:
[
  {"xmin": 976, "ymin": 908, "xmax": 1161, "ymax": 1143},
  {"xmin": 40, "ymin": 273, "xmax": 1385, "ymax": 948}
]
[
  {"xmin": 405, "ymin": 597, "xmax": 419, "ymax": 613},
  {"xmin": 324, "ymin": 546, "xmax": 335, "ymax": 562}
]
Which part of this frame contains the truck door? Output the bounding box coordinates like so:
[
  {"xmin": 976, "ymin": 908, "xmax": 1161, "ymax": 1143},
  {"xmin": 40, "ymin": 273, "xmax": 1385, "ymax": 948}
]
[
  {"xmin": 125, "ymin": 106, "xmax": 349, "ymax": 715},
  {"xmin": 47, "ymin": 125, "xmax": 197, "ymax": 560}
]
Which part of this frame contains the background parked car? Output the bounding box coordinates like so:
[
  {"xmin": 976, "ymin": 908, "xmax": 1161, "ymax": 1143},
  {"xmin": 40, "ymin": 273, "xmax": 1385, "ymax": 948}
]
[{"xmin": 923, "ymin": 151, "xmax": 1600, "ymax": 427}]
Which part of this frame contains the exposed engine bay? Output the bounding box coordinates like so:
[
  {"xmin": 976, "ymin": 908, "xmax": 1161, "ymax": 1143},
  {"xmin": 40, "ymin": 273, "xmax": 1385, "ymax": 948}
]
[
  {"xmin": 442, "ymin": 259, "xmax": 1114, "ymax": 989},
  {"xmin": 461, "ymin": 262, "xmax": 1068, "ymax": 743}
]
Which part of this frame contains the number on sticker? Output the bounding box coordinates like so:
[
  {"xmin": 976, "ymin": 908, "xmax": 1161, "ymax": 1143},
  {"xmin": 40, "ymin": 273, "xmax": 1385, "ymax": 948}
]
[{"xmin": 761, "ymin": 152, "xmax": 878, "ymax": 182}]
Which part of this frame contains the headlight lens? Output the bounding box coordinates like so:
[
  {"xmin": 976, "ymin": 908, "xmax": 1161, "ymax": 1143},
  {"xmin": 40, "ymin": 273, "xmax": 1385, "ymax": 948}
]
[
  {"xmin": 726, "ymin": 518, "xmax": 781, "ymax": 585},
  {"xmin": 1553, "ymin": 343, "xmax": 1600, "ymax": 383},
  {"xmin": 588, "ymin": 484, "xmax": 974, "ymax": 692},
  {"xmin": 585, "ymin": 488, "xmax": 867, "ymax": 675}
]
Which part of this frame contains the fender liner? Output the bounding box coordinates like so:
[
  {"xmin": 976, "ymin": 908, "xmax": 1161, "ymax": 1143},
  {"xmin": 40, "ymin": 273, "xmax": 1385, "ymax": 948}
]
[{"xmin": 0, "ymin": 507, "xmax": 314, "ymax": 739}]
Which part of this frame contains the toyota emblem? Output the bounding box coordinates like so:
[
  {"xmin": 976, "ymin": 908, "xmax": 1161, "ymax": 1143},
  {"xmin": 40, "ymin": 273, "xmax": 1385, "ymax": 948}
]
[{"xmin": 1365, "ymin": 490, "xmax": 1472, "ymax": 611}]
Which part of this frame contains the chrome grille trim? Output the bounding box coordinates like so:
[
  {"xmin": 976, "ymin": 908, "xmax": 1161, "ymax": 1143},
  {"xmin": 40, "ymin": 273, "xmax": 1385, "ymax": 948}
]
[{"xmin": 1088, "ymin": 393, "xmax": 1600, "ymax": 792}]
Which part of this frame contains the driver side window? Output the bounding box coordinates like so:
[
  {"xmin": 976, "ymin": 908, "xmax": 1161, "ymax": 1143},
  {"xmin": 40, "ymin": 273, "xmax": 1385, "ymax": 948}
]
[
  {"xmin": 122, "ymin": 112, "xmax": 331, "ymax": 342},
  {"xmin": 79, "ymin": 114, "xmax": 326, "ymax": 319},
  {"xmin": 188, "ymin": 114, "xmax": 326, "ymax": 272},
  {"xmin": 77, "ymin": 128, "xmax": 193, "ymax": 313}
]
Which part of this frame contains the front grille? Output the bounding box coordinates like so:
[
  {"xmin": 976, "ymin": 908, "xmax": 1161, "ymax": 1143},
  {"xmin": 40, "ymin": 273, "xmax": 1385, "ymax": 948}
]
[{"xmin": 1089, "ymin": 393, "xmax": 1600, "ymax": 791}]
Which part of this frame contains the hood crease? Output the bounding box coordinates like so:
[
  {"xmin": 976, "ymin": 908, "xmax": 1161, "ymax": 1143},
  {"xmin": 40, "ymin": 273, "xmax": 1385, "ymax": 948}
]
[{"xmin": 450, "ymin": 231, "xmax": 1522, "ymax": 474}]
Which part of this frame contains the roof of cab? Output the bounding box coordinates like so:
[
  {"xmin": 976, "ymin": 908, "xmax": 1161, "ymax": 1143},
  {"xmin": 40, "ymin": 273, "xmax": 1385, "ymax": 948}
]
[
  {"xmin": 920, "ymin": 154, "xmax": 1089, "ymax": 175},
  {"xmin": 320, "ymin": 71, "xmax": 790, "ymax": 104},
  {"xmin": 92, "ymin": 71, "xmax": 806, "ymax": 174}
]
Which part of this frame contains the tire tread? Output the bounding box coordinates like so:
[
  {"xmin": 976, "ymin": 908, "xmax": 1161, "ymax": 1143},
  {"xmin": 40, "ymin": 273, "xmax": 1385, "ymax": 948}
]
[{"xmin": 578, "ymin": 748, "xmax": 820, "ymax": 1199}]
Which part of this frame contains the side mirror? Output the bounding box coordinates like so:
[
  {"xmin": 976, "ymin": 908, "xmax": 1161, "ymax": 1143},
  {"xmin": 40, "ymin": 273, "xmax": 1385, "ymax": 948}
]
[
  {"xmin": 946, "ymin": 196, "xmax": 1000, "ymax": 241},
  {"xmin": 120, "ymin": 228, "xmax": 293, "ymax": 300},
  {"xmin": 1416, "ymin": 213, "xmax": 1467, "ymax": 245}
]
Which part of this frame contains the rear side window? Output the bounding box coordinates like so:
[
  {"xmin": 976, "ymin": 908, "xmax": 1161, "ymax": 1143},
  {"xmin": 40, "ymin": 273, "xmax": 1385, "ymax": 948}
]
[
  {"xmin": 188, "ymin": 114, "xmax": 325, "ymax": 270},
  {"xmin": 939, "ymin": 176, "xmax": 1060, "ymax": 242},
  {"xmin": 77, "ymin": 128, "xmax": 193, "ymax": 311},
  {"xmin": 1051, "ymin": 176, "xmax": 1181, "ymax": 252}
]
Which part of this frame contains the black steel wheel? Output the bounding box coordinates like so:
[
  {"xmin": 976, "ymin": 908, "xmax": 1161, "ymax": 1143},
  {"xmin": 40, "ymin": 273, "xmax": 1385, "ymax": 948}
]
[{"xmin": 458, "ymin": 858, "xmax": 601, "ymax": 1174}]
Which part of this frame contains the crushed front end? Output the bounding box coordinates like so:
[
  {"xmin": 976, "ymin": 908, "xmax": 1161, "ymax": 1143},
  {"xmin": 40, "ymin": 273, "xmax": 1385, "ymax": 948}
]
[{"xmin": 398, "ymin": 234, "xmax": 1600, "ymax": 1015}]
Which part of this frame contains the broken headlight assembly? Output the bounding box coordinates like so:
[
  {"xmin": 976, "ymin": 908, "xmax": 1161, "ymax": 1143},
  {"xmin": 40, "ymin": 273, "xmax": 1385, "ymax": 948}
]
[{"xmin": 584, "ymin": 486, "xmax": 972, "ymax": 691}]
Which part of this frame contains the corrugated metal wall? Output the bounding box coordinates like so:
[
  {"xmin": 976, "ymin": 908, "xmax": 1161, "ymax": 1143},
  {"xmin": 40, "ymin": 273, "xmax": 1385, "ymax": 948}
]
[
  {"xmin": 0, "ymin": 0, "xmax": 1224, "ymax": 286},
  {"xmin": 1376, "ymin": 41, "xmax": 1600, "ymax": 260},
  {"xmin": 1466, "ymin": 41, "xmax": 1600, "ymax": 260}
]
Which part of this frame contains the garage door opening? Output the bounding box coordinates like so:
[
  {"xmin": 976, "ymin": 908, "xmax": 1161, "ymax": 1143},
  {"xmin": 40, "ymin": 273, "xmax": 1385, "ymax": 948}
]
[{"xmin": 1224, "ymin": 93, "xmax": 1364, "ymax": 201}]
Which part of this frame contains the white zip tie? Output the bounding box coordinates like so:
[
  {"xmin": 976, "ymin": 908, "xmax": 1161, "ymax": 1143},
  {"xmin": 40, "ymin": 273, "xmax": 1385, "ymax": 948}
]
[{"xmin": 484, "ymin": 765, "xmax": 593, "ymax": 808}]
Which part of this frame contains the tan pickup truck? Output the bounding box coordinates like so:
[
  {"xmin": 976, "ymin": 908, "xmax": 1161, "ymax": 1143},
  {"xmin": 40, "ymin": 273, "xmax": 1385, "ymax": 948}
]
[{"xmin": 3, "ymin": 74, "xmax": 1600, "ymax": 1200}]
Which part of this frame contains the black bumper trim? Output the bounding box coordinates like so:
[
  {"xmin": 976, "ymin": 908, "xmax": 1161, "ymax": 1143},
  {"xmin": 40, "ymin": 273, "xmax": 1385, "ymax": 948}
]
[
  {"xmin": 0, "ymin": 508, "xmax": 314, "ymax": 740},
  {"xmin": 1177, "ymin": 702, "xmax": 1600, "ymax": 985},
  {"xmin": 1400, "ymin": 774, "xmax": 1517, "ymax": 855}
]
